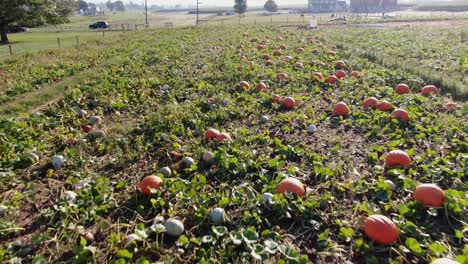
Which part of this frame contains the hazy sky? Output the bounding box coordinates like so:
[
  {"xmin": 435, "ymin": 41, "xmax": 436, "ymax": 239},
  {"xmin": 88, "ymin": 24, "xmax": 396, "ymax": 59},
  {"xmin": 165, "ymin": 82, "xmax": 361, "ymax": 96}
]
[{"xmin": 94, "ymin": 0, "xmax": 308, "ymax": 7}]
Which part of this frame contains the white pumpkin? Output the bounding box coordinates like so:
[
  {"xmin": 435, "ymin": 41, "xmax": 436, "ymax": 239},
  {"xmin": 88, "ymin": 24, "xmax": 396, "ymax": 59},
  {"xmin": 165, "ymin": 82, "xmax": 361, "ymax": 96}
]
[
  {"xmin": 181, "ymin": 157, "xmax": 195, "ymax": 168},
  {"xmin": 211, "ymin": 208, "xmax": 226, "ymax": 224},
  {"xmin": 165, "ymin": 218, "xmax": 184, "ymax": 237},
  {"xmin": 260, "ymin": 116, "xmax": 269, "ymax": 123},
  {"xmin": 52, "ymin": 155, "xmax": 65, "ymax": 169},
  {"xmin": 202, "ymin": 151, "xmax": 215, "ymax": 164},
  {"xmin": 307, "ymin": 124, "xmax": 317, "ymax": 134},
  {"xmin": 160, "ymin": 167, "xmax": 172, "ymax": 177}
]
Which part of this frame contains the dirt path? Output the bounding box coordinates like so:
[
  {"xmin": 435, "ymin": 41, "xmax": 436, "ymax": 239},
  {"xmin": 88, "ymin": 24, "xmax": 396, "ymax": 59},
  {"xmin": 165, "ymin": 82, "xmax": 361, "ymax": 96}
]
[{"xmin": 0, "ymin": 55, "xmax": 126, "ymax": 121}]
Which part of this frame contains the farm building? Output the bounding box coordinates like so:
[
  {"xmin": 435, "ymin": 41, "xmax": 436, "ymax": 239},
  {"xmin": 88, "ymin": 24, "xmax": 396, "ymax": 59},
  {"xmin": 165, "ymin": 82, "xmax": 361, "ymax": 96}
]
[
  {"xmin": 308, "ymin": 0, "xmax": 348, "ymax": 13},
  {"xmin": 350, "ymin": 0, "xmax": 398, "ymax": 13}
]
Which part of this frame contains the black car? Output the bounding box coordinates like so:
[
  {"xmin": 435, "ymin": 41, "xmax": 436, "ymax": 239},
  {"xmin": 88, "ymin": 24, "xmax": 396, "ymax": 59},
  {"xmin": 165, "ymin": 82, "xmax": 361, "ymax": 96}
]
[
  {"xmin": 8, "ymin": 26, "xmax": 29, "ymax": 33},
  {"xmin": 89, "ymin": 21, "xmax": 109, "ymax": 29}
]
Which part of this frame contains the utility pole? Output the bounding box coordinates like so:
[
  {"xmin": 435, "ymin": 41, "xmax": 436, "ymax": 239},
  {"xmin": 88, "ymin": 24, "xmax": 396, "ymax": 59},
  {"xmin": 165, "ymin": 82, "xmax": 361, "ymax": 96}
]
[
  {"xmin": 196, "ymin": 1, "xmax": 199, "ymax": 25},
  {"xmin": 145, "ymin": 0, "xmax": 148, "ymax": 28},
  {"xmin": 196, "ymin": 1, "xmax": 202, "ymax": 25}
]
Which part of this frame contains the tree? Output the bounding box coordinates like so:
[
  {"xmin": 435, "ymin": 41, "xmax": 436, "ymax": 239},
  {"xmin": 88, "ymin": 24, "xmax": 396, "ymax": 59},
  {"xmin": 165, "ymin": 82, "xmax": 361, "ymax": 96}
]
[
  {"xmin": 113, "ymin": 1, "xmax": 125, "ymax": 12},
  {"xmin": 0, "ymin": 0, "xmax": 75, "ymax": 44},
  {"xmin": 264, "ymin": 0, "xmax": 278, "ymax": 13},
  {"xmin": 106, "ymin": 0, "xmax": 114, "ymax": 11},
  {"xmin": 234, "ymin": 0, "xmax": 247, "ymax": 17},
  {"xmin": 79, "ymin": 0, "xmax": 89, "ymax": 11}
]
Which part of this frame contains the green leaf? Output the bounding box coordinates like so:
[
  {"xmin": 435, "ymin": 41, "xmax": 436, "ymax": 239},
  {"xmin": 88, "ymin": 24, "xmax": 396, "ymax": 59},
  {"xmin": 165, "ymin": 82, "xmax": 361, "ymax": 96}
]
[
  {"xmin": 136, "ymin": 256, "xmax": 150, "ymax": 264},
  {"xmin": 242, "ymin": 229, "xmax": 259, "ymax": 243},
  {"xmin": 428, "ymin": 242, "xmax": 447, "ymax": 256},
  {"xmin": 212, "ymin": 226, "xmax": 228, "ymax": 237},
  {"xmin": 117, "ymin": 249, "xmax": 133, "ymax": 259},
  {"xmin": 339, "ymin": 227, "xmax": 354, "ymax": 239},
  {"xmin": 405, "ymin": 238, "xmax": 423, "ymax": 254}
]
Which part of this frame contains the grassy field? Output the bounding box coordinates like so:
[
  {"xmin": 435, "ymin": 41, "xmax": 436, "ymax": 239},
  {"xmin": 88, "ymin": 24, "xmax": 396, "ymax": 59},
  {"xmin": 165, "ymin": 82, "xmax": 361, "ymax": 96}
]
[{"xmin": 1, "ymin": 10, "xmax": 468, "ymax": 60}]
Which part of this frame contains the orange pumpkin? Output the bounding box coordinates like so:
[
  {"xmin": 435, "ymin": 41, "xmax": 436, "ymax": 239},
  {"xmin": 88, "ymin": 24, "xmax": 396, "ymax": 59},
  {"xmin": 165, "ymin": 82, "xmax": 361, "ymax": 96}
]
[
  {"xmin": 262, "ymin": 54, "xmax": 271, "ymax": 60},
  {"xmin": 363, "ymin": 97, "xmax": 379, "ymax": 109},
  {"xmin": 446, "ymin": 102, "xmax": 457, "ymax": 110},
  {"xmin": 312, "ymin": 48, "xmax": 319, "ymax": 54},
  {"xmin": 413, "ymin": 183, "xmax": 445, "ymax": 207},
  {"xmin": 239, "ymin": 81, "xmax": 250, "ymax": 90},
  {"xmin": 247, "ymin": 61, "xmax": 255, "ymax": 67},
  {"xmin": 395, "ymin": 84, "xmax": 410, "ymax": 95},
  {"xmin": 390, "ymin": 108, "xmax": 410, "ymax": 122},
  {"xmin": 257, "ymin": 45, "xmax": 266, "ymax": 51},
  {"xmin": 294, "ymin": 62, "xmax": 304, "ymax": 69},
  {"xmin": 256, "ymin": 82, "xmax": 267, "ymax": 91},
  {"xmin": 326, "ymin": 75, "xmax": 339, "ymax": 84},
  {"xmin": 277, "ymin": 73, "xmax": 288, "ymax": 80},
  {"xmin": 311, "ymin": 72, "xmax": 324, "ymax": 81},
  {"xmin": 283, "ymin": 97, "xmax": 296, "ymax": 109},
  {"xmin": 204, "ymin": 128, "xmax": 221, "ymax": 140},
  {"xmin": 139, "ymin": 176, "xmax": 163, "ymax": 196},
  {"xmin": 237, "ymin": 66, "xmax": 243, "ymax": 72},
  {"xmin": 265, "ymin": 60, "xmax": 274, "ymax": 66},
  {"xmin": 377, "ymin": 100, "xmax": 394, "ymax": 111},
  {"xmin": 272, "ymin": 94, "xmax": 282, "ymax": 104},
  {"xmin": 335, "ymin": 70, "xmax": 346, "ymax": 79},
  {"xmin": 295, "ymin": 47, "xmax": 305, "ymax": 53},
  {"xmin": 332, "ymin": 102, "xmax": 349, "ymax": 116},
  {"xmin": 277, "ymin": 177, "xmax": 305, "ymax": 197},
  {"xmin": 215, "ymin": 132, "xmax": 231, "ymax": 142},
  {"xmin": 274, "ymin": 50, "xmax": 282, "ymax": 56},
  {"xmin": 327, "ymin": 50, "xmax": 336, "ymax": 56},
  {"xmin": 208, "ymin": 97, "xmax": 216, "ymax": 104},
  {"xmin": 421, "ymin": 85, "xmax": 439, "ymax": 95},
  {"xmin": 350, "ymin": 71, "xmax": 360, "ymax": 78},
  {"xmin": 335, "ymin": 60, "xmax": 346, "ymax": 69},
  {"xmin": 363, "ymin": 215, "xmax": 399, "ymax": 245},
  {"xmin": 284, "ymin": 55, "xmax": 293, "ymax": 62},
  {"xmin": 279, "ymin": 44, "xmax": 287, "ymax": 50},
  {"xmin": 384, "ymin": 150, "xmax": 411, "ymax": 168}
]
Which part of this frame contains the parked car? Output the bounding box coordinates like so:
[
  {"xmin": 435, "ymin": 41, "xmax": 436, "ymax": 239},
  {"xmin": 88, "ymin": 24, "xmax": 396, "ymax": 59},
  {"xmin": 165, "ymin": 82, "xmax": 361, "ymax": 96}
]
[
  {"xmin": 89, "ymin": 21, "xmax": 109, "ymax": 29},
  {"xmin": 8, "ymin": 27, "xmax": 29, "ymax": 33}
]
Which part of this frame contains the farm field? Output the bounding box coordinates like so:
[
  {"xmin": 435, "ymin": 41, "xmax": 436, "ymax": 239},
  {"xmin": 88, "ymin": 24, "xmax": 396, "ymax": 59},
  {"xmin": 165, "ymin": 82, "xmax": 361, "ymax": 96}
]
[
  {"xmin": 0, "ymin": 22, "xmax": 467, "ymax": 263},
  {"xmin": 1, "ymin": 10, "xmax": 468, "ymax": 60}
]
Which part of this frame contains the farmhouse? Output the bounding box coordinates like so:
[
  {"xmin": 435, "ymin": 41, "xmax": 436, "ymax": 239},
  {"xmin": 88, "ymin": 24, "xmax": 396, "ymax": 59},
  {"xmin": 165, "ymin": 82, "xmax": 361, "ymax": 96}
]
[
  {"xmin": 350, "ymin": 0, "xmax": 398, "ymax": 12},
  {"xmin": 308, "ymin": 0, "xmax": 348, "ymax": 13},
  {"xmin": 80, "ymin": 3, "xmax": 105, "ymax": 16}
]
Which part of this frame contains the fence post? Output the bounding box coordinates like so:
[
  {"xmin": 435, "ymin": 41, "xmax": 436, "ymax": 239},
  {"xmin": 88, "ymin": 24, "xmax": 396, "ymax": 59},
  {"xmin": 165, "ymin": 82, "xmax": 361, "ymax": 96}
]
[
  {"xmin": 222, "ymin": 19, "xmax": 224, "ymax": 25},
  {"xmin": 57, "ymin": 37, "xmax": 61, "ymax": 48},
  {"xmin": 9, "ymin": 45, "xmax": 13, "ymax": 56},
  {"xmin": 76, "ymin": 36, "xmax": 79, "ymax": 45},
  {"xmin": 102, "ymin": 30, "xmax": 105, "ymax": 37},
  {"xmin": 121, "ymin": 24, "xmax": 125, "ymax": 33}
]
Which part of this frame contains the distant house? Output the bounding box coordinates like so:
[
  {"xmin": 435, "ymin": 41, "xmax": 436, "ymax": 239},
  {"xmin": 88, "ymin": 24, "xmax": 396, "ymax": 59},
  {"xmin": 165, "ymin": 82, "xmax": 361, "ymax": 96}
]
[
  {"xmin": 308, "ymin": 0, "xmax": 347, "ymax": 13},
  {"xmin": 81, "ymin": 3, "xmax": 105, "ymax": 16},
  {"xmin": 350, "ymin": 0, "xmax": 398, "ymax": 13}
]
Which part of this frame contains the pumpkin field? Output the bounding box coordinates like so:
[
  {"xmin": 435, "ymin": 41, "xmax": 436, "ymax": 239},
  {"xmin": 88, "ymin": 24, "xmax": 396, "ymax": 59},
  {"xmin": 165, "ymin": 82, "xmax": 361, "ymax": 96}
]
[{"xmin": 0, "ymin": 22, "xmax": 467, "ymax": 263}]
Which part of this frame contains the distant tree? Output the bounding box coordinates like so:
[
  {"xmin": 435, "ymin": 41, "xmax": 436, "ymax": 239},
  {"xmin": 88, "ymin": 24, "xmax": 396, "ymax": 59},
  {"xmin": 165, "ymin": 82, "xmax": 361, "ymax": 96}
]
[
  {"xmin": 0, "ymin": 0, "xmax": 75, "ymax": 44},
  {"xmin": 234, "ymin": 0, "xmax": 247, "ymax": 17},
  {"xmin": 113, "ymin": 1, "xmax": 125, "ymax": 12},
  {"xmin": 106, "ymin": 0, "xmax": 114, "ymax": 11},
  {"xmin": 264, "ymin": 0, "xmax": 278, "ymax": 13},
  {"xmin": 79, "ymin": 0, "xmax": 89, "ymax": 11}
]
